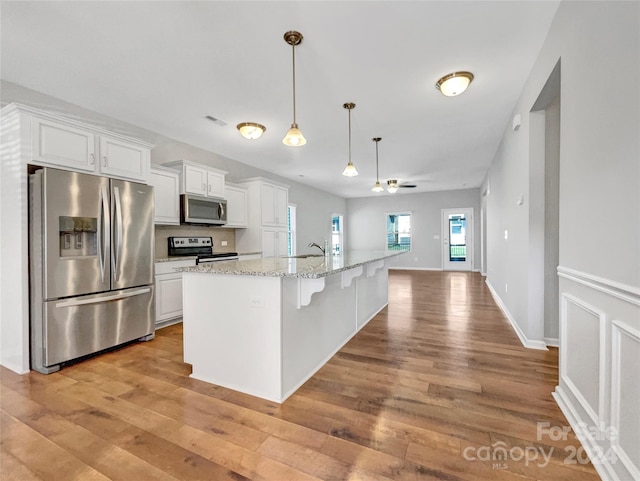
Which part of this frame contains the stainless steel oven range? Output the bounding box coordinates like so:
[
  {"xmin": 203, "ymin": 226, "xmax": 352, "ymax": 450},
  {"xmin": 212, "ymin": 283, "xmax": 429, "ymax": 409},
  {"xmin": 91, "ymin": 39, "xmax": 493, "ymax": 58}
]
[{"xmin": 167, "ymin": 237, "xmax": 238, "ymax": 264}]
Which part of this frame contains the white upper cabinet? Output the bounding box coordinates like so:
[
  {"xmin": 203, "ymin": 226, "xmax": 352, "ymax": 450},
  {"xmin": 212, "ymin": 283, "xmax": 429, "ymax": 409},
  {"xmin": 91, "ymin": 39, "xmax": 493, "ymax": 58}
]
[
  {"xmin": 207, "ymin": 171, "xmax": 225, "ymax": 198},
  {"xmin": 224, "ymin": 183, "xmax": 248, "ymax": 228},
  {"xmin": 7, "ymin": 103, "xmax": 153, "ymax": 183},
  {"xmin": 261, "ymin": 182, "xmax": 288, "ymax": 227},
  {"xmin": 164, "ymin": 159, "xmax": 227, "ymax": 198},
  {"xmin": 235, "ymin": 178, "xmax": 290, "ymax": 257},
  {"xmin": 32, "ymin": 117, "xmax": 97, "ymax": 172},
  {"xmin": 99, "ymin": 135, "xmax": 150, "ymax": 182},
  {"xmin": 184, "ymin": 164, "xmax": 208, "ymax": 196},
  {"xmin": 150, "ymin": 167, "xmax": 180, "ymax": 225}
]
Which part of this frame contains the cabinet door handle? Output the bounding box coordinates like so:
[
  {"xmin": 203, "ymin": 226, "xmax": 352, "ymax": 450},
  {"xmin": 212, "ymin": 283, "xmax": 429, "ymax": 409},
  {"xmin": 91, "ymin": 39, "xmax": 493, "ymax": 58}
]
[
  {"xmin": 89, "ymin": 153, "xmax": 95, "ymax": 166},
  {"xmin": 208, "ymin": 184, "xmax": 212, "ymax": 193},
  {"xmin": 103, "ymin": 156, "xmax": 108, "ymax": 167}
]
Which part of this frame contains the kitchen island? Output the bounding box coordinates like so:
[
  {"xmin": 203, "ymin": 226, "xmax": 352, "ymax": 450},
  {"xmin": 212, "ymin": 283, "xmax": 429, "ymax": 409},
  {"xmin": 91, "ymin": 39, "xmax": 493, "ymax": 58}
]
[{"xmin": 177, "ymin": 251, "xmax": 404, "ymax": 402}]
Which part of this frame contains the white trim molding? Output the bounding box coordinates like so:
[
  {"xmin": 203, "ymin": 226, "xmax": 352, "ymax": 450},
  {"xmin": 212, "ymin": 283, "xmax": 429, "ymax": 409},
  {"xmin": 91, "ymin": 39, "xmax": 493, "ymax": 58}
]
[
  {"xmin": 610, "ymin": 320, "xmax": 640, "ymax": 481},
  {"xmin": 557, "ymin": 266, "xmax": 640, "ymax": 306},
  {"xmin": 556, "ymin": 270, "xmax": 640, "ymax": 481},
  {"xmin": 559, "ymin": 293, "xmax": 607, "ymax": 429}
]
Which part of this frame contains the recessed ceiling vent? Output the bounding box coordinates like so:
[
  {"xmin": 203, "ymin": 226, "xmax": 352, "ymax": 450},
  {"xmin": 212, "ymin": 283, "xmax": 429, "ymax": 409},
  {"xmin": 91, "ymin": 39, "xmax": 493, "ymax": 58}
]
[{"xmin": 204, "ymin": 115, "xmax": 227, "ymax": 127}]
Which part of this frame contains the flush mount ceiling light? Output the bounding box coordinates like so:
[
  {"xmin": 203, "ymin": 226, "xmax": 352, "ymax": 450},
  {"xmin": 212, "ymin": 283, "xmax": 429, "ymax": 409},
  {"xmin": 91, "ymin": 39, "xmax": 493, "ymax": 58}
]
[
  {"xmin": 236, "ymin": 122, "xmax": 266, "ymax": 140},
  {"xmin": 372, "ymin": 137, "xmax": 384, "ymax": 192},
  {"xmin": 282, "ymin": 30, "xmax": 306, "ymax": 147},
  {"xmin": 436, "ymin": 71, "xmax": 474, "ymax": 97},
  {"xmin": 387, "ymin": 179, "xmax": 399, "ymax": 193},
  {"xmin": 341, "ymin": 102, "xmax": 358, "ymax": 177}
]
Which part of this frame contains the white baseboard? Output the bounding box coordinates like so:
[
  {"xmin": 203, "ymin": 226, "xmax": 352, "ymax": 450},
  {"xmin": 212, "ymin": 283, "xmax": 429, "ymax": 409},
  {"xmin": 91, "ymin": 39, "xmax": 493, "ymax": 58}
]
[
  {"xmin": 544, "ymin": 337, "xmax": 560, "ymax": 347},
  {"xmin": 485, "ymin": 279, "xmax": 548, "ymax": 350},
  {"xmin": 388, "ymin": 267, "xmax": 442, "ymax": 271},
  {"xmin": 553, "ymin": 386, "xmax": 619, "ymax": 481}
]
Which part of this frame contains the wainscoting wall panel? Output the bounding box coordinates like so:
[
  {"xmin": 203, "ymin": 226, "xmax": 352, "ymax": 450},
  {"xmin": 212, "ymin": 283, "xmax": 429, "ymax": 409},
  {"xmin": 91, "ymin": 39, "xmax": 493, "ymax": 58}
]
[{"xmin": 555, "ymin": 267, "xmax": 640, "ymax": 481}]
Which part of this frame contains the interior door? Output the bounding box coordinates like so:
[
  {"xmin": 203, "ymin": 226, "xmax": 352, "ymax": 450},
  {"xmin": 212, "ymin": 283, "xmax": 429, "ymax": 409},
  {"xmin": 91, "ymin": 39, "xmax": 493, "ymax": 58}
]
[{"xmin": 442, "ymin": 208, "xmax": 473, "ymax": 271}]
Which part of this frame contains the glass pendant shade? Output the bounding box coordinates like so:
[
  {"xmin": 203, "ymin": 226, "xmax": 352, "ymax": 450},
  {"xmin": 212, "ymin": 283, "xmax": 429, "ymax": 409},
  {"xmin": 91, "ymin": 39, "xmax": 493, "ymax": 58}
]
[
  {"xmin": 237, "ymin": 122, "xmax": 266, "ymax": 140},
  {"xmin": 436, "ymin": 72, "xmax": 474, "ymax": 97},
  {"xmin": 283, "ymin": 123, "xmax": 306, "ymax": 146},
  {"xmin": 387, "ymin": 179, "xmax": 399, "ymax": 193},
  {"xmin": 372, "ymin": 181, "xmax": 384, "ymax": 192},
  {"xmin": 342, "ymin": 161, "xmax": 358, "ymax": 177}
]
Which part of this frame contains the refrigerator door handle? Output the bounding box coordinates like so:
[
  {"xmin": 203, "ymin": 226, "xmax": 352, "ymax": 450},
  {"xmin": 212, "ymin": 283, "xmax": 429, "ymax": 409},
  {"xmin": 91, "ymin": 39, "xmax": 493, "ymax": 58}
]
[
  {"xmin": 98, "ymin": 184, "xmax": 110, "ymax": 282},
  {"xmin": 112, "ymin": 186, "xmax": 123, "ymax": 282},
  {"xmin": 55, "ymin": 287, "xmax": 151, "ymax": 308}
]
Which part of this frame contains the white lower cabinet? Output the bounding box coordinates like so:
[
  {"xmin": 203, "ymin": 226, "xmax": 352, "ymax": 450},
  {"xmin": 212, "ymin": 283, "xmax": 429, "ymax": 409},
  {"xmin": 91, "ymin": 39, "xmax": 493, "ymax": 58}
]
[
  {"xmin": 262, "ymin": 228, "xmax": 289, "ymax": 258},
  {"xmin": 154, "ymin": 259, "xmax": 195, "ymax": 328}
]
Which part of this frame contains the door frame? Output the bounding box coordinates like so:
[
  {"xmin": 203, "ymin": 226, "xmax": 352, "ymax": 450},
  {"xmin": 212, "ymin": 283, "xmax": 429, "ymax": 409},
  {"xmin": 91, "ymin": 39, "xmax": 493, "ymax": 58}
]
[{"xmin": 441, "ymin": 208, "xmax": 474, "ymax": 271}]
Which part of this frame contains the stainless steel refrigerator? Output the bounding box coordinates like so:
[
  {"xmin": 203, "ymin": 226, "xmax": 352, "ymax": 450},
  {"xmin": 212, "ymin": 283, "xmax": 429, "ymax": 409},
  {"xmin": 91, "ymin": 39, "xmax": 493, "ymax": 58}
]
[{"xmin": 29, "ymin": 167, "xmax": 155, "ymax": 373}]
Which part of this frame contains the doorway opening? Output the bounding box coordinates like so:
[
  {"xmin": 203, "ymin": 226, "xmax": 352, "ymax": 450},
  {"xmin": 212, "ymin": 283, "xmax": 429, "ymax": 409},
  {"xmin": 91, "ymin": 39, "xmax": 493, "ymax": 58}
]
[{"xmin": 530, "ymin": 59, "xmax": 561, "ymax": 347}]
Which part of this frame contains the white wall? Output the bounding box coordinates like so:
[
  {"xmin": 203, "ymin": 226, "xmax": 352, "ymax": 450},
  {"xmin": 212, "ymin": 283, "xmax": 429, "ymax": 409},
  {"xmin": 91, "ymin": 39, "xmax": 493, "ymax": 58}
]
[
  {"xmin": 347, "ymin": 188, "xmax": 481, "ymax": 270},
  {"xmin": 484, "ymin": 2, "xmax": 639, "ymax": 480}
]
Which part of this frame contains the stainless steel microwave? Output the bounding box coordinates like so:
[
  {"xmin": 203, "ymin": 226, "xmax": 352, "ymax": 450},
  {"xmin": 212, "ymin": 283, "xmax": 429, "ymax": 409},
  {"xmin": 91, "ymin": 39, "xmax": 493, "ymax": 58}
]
[{"xmin": 180, "ymin": 194, "xmax": 227, "ymax": 226}]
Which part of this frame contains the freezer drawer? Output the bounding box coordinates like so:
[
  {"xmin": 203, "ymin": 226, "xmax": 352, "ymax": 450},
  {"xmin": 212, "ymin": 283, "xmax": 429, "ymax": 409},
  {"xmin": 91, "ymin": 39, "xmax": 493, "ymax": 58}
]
[{"xmin": 31, "ymin": 286, "xmax": 154, "ymax": 372}]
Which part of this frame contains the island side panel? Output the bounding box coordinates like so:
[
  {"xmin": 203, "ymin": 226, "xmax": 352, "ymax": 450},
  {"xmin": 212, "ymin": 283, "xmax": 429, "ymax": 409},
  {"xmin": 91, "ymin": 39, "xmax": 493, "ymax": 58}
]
[
  {"xmin": 281, "ymin": 273, "xmax": 358, "ymax": 400},
  {"xmin": 357, "ymin": 263, "xmax": 390, "ymax": 331},
  {"xmin": 182, "ymin": 272, "xmax": 283, "ymax": 402}
]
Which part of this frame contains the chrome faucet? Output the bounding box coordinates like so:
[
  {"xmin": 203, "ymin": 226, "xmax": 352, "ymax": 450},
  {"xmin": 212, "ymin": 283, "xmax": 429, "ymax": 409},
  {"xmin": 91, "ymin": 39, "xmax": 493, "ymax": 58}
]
[{"xmin": 308, "ymin": 242, "xmax": 325, "ymax": 254}]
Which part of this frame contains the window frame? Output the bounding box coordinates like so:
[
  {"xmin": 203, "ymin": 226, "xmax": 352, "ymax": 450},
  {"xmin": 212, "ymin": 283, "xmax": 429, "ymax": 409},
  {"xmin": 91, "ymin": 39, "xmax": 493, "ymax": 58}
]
[
  {"xmin": 287, "ymin": 204, "xmax": 297, "ymax": 256},
  {"xmin": 386, "ymin": 211, "xmax": 412, "ymax": 252}
]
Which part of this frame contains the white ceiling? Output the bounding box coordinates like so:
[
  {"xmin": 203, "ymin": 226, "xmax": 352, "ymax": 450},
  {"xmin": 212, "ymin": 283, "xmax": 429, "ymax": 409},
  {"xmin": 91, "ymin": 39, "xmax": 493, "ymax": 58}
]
[{"xmin": 1, "ymin": 1, "xmax": 559, "ymax": 198}]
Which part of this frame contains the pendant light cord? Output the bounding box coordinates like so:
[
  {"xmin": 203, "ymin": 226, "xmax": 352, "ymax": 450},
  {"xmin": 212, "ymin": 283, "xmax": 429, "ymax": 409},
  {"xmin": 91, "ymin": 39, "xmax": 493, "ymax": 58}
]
[
  {"xmin": 291, "ymin": 44, "xmax": 297, "ymax": 124},
  {"xmin": 348, "ymin": 109, "xmax": 352, "ymax": 163},
  {"xmin": 375, "ymin": 141, "xmax": 379, "ymax": 181}
]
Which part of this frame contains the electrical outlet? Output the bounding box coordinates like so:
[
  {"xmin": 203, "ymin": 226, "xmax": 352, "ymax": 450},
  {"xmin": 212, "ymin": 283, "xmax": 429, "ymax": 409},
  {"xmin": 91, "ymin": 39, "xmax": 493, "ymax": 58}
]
[
  {"xmin": 249, "ymin": 296, "xmax": 265, "ymax": 308},
  {"xmin": 221, "ymin": 240, "xmax": 228, "ymax": 246},
  {"xmin": 504, "ymin": 230, "xmax": 509, "ymax": 240},
  {"xmin": 505, "ymin": 283, "xmax": 508, "ymax": 293}
]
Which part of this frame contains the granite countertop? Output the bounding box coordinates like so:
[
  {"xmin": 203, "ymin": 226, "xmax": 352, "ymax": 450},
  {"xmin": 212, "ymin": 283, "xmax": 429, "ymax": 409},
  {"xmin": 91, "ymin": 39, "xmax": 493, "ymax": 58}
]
[
  {"xmin": 175, "ymin": 250, "xmax": 406, "ymax": 279},
  {"xmin": 155, "ymin": 256, "xmax": 198, "ymax": 263}
]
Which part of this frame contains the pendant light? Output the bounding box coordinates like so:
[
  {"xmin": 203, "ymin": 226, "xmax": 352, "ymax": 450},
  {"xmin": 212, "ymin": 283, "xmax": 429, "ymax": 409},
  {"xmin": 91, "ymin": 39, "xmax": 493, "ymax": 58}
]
[
  {"xmin": 341, "ymin": 102, "xmax": 358, "ymax": 177},
  {"xmin": 371, "ymin": 137, "xmax": 383, "ymax": 192},
  {"xmin": 282, "ymin": 31, "xmax": 306, "ymax": 146},
  {"xmin": 387, "ymin": 179, "xmax": 399, "ymax": 193}
]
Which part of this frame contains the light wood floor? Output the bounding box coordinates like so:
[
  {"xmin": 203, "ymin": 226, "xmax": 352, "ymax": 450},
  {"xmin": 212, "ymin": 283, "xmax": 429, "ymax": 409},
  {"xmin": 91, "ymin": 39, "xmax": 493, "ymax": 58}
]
[{"xmin": 1, "ymin": 270, "xmax": 599, "ymax": 480}]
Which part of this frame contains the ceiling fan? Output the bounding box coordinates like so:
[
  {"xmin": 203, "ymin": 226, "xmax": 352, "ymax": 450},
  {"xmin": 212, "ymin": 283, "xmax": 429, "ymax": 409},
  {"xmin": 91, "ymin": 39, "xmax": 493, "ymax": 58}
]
[{"xmin": 386, "ymin": 179, "xmax": 417, "ymax": 193}]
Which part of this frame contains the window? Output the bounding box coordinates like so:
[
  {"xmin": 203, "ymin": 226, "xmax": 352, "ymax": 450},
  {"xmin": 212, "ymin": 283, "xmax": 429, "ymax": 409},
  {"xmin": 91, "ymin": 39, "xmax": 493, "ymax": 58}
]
[
  {"xmin": 331, "ymin": 214, "xmax": 343, "ymax": 255},
  {"xmin": 387, "ymin": 213, "xmax": 411, "ymax": 251},
  {"xmin": 287, "ymin": 204, "xmax": 296, "ymax": 256},
  {"xmin": 448, "ymin": 214, "xmax": 466, "ymax": 261}
]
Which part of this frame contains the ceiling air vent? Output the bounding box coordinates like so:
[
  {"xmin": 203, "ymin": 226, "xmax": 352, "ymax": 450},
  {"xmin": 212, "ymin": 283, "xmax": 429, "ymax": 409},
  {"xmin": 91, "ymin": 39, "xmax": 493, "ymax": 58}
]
[{"xmin": 203, "ymin": 115, "xmax": 227, "ymax": 127}]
